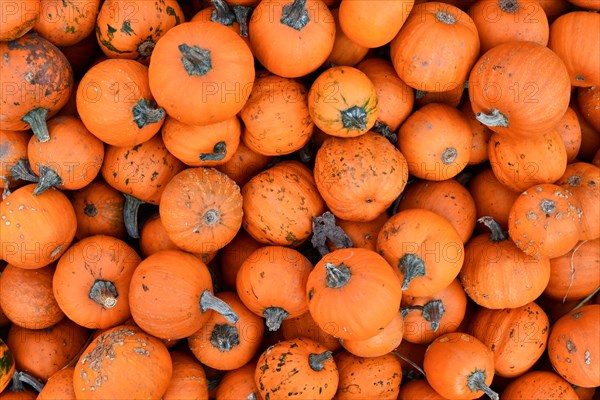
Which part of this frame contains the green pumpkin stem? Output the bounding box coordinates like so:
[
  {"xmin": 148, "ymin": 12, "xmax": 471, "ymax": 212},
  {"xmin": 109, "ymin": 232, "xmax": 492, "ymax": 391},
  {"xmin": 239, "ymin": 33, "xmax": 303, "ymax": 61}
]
[
  {"xmin": 476, "ymin": 109, "xmax": 509, "ymax": 128},
  {"xmin": 132, "ymin": 98, "xmax": 165, "ymax": 129},
  {"xmin": 21, "ymin": 107, "xmax": 50, "ymax": 143},
  {"xmin": 11, "ymin": 371, "xmax": 45, "ymax": 393},
  {"xmin": 401, "ymin": 299, "xmax": 445, "ymax": 332},
  {"xmin": 179, "ymin": 44, "xmax": 213, "ymax": 77},
  {"xmin": 372, "ymin": 121, "xmax": 397, "ymax": 144},
  {"xmin": 399, "ymin": 254, "xmax": 426, "ymax": 291},
  {"xmin": 209, "ymin": 324, "xmax": 240, "ymax": 351},
  {"xmin": 33, "ymin": 165, "xmax": 62, "ymax": 196},
  {"xmin": 308, "ymin": 351, "xmax": 332, "ymax": 371},
  {"xmin": 232, "ymin": 5, "xmax": 252, "ymax": 37},
  {"xmin": 200, "ymin": 141, "xmax": 227, "ymax": 161},
  {"xmin": 467, "ymin": 370, "xmax": 499, "ymax": 400},
  {"xmin": 280, "ymin": 0, "xmax": 310, "ymax": 31},
  {"xmin": 123, "ymin": 193, "xmax": 145, "ymax": 239},
  {"xmin": 324, "ymin": 262, "xmax": 352, "ymax": 288},
  {"xmin": 311, "ymin": 211, "xmax": 353, "ymax": 257},
  {"xmin": 89, "ymin": 280, "xmax": 118, "ymax": 308},
  {"xmin": 10, "ymin": 159, "xmax": 39, "ymax": 183},
  {"xmin": 200, "ymin": 290, "xmax": 239, "ymax": 324},
  {"xmin": 263, "ymin": 306, "xmax": 289, "ymax": 331},
  {"xmin": 211, "ymin": 0, "xmax": 236, "ymax": 26},
  {"xmin": 478, "ymin": 216, "xmax": 508, "ymax": 242},
  {"xmin": 340, "ymin": 105, "xmax": 368, "ymax": 131}
]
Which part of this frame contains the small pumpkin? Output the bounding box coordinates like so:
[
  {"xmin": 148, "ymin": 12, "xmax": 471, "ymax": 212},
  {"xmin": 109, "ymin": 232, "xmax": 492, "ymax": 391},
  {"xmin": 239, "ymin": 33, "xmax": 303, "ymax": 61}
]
[
  {"xmin": 37, "ymin": 367, "xmax": 76, "ymax": 400},
  {"xmin": 340, "ymin": 311, "xmax": 404, "ymax": 358},
  {"xmin": 215, "ymin": 361, "xmax": 258, "ymax": 400},
  {"xmin": 462, "ymin": 99, "xmax": 493, "ymax": 165},
  {"xmin": 215, "ymin": 140, "xmax": 273, "ymax": 188},
  {"xmin": 326, "ymin": 8, "xmax": 369, "ymax": 67},
  {"xmin": 161, "ymin": 351, "xmax": 209, "ymax": 400},
  {"xmin": 556, "ymin": 106, "xmax": 583, "ymax": 163},
  {"xmin": 0, "ymin": 0, "xmax": 40, "ymax": 41},
  {"xmin": 577, "ymin": 86, "xmax": 600, "ymax": 132},
  {"xmin": 34, "ymin": 0, "xmax": 100, "ymax": 46},
  {"xmin": 500, "ymin": 370, "xmax": 579, "ymax": 399},
  {"xmin": 280, "ymin": 312, "xmax": 342, "ymax": 352}
]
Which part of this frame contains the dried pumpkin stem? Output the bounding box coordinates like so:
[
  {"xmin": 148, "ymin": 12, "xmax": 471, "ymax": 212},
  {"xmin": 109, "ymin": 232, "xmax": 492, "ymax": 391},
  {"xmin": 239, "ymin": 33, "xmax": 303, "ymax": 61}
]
[
  {"xmin": 21, "ymin": 107, "xmax": 50, "ymax": 143},
  {"xmin": 311, "ymin": 211, "xmax": 353, "ymax": 256},
  {"xmin": 10, "ymin": 159, "xmax": 39, "ymax": 183},
  {"xmin": 247, "ymin": 393, "xmax": 257, "ymax": 400},
  {"xmin": 263, "ymin": 306, "xmax": 289, "ymax": 331},
  {"xmin": 2, "ymin": 180, "xmax": 10, "ymax": 200},
  {"xmin": 200, "ymin": 290, "xmax": 239, "ymax": 324},
  {"xmin": 540, "ymin": 199, "xmax": 556, "ymax": 215},
  {"xmin": 467, "ymin": 370, "xmax": 499, "ymax": 400},
  {"xmin": 210, "ymin": 324, "xmax": 240, "ymax": 351},
  {"xmin": 571, "ymin": 286, "xmax": 600, "ymax": 312},
  {"xmin": 476, "ymin": 109, "xmax": 509, "ymax": 128},
  {"xmin": 391, "ymin": 351, "xmax": 426, "ymax": 376},
  {"xmin": 89, "ymin": 279, "xmax": 118, "ymax": 308},
  {"xmin": 308, "ymin": 351, "xmax": 332, "ymax": 371},
  {"xmin": 232, "ymin": 5, "xmax": 252, "ymax": 37},
  {"xmin": 200, "ymin": 141, "xmax": 227, "ymax": 161},
  {"xmin": 399, "ymin": 253, "xmax": 426, "ymax": 291},
  {"xmin": 211, "ymin": 0, "xmax": 236, "ymax": 26},
  {"xmin": 324, "ymin": 262, "xmax": 352, "ymax": 288},
  {"xmin": 137, "ymin": 39, "xmax": 156, "ymax": 58},
  {"xmin": 84, "ymin": 202, "xmax": 98, "ymax": 217},
  {"xmin": 372, "ymin": 121, "xmax": 398, "ymax": 144},
  {"xmin": 11, "ymin": 371, "xmax": 45, "ymax": 393},
  {"xmin": 478, "ymin": 216, "xmax": 507, "ymax": 242},
  {"xmin": 123, "ymin": 193, "xmax": 145, "ymax": 239},
  {"xmin": 435, "ymin": 11, "xmax": 456, "ymax": 24},
  {"xmin": 179, "ymin": 44, "xmax": 213, "ymax": 77},
  {"xmin": 280, "ymin": 0, "xmax": 310, "ymax": 31},
  {"xmin": 401, "ymin": 299, "xmax": 445, "ymax": 332},
  {"xmin": 499, "ymin": 0, "xmax": 519, "ymax": 13},
  {"xmin": 33, "ymin": 165, "xmax": 62, "ymax": 195},
  {"xmin": 132, "ymin": 98, "xmax": 165, "ymax": 129},
  {"xmin": 441, "ymin": 147, "xmax": 458, "ymax": 165},
  {"xmin": 340, "ymin": 105, "xmax": 368, "ymax": 131}
]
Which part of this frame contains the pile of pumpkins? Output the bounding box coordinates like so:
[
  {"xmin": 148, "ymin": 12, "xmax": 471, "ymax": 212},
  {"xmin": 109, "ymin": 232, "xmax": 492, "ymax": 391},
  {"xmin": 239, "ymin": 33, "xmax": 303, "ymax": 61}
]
[{"xmin": 0, "ymin": 0, "xmax": 599, "ymax": 398}]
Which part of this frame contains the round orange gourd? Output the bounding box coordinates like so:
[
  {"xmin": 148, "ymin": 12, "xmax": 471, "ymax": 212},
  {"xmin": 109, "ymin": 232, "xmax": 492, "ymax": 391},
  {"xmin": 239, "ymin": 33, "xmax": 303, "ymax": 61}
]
[
  {"xmin": 468, "ymin": 168, "xmax": 520, "ymax": 230},
  {"xmin": 215, "ymin": 140, "xmax": 273, "ymax": 188},
  {"xmin": 340, "ymin": 311, "xmax": 404, "ymax": 358},
  {"xmin": 0, "ymin": 0, "xmax": 40, "ymax": 41},
  {"xmin": 34, "ymin": 0, "xmax": 99, "ymax": 46},
  {"xmin": 556, "ymin": 106, "xmax": 583, "ymax": 163},
  {"xmin": 215, "ymin": 362, "xmax": 258, "ymax": 400},
  {"xmin": 462, "ymin": 99, "xmax": 493, "ymax": 165},
  {"xmin": 500, "ymin": 370, "xmax": 579, "ymax": 399},
  {"xmin": 281, "ymin": 312, "xmax": 342, "ymax": 352},
  {"xmin": 326, "ymin": 8, "xmax": 369, "ymax": 67},
  {"xmin": 138, "ymin": 214, "xmax": 180, "ymax": 258},
  {"xmin": 37, "ymin": 367, "xmax": 76, "ymax": 400},
  {"xmin": 161, "ymin": 351, "xmax": 208, "ymax": 400}
]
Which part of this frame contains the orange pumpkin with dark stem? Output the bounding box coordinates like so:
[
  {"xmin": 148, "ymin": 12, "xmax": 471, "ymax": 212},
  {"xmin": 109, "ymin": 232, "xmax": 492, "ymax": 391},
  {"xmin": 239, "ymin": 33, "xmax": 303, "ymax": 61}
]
[
  {"xmin": 149, "ymin": 21, "xmax": 254, "ymax": 126},
  {"xmin": 577, "ymin": 86, "xmax": 600, "ymax": 132},
  {"xmin": 508, "ymin": 183, "xmax": 582, "ymax": 259},
  {"xmin": 462, "ymin": 99, "xmax": 493, "ymax": 165},
  {"xmin": 334, "ymin": 351, "xmax": 402, "ymax": 400},
  {"xmin": 242, "ymin": 160, "xmax": 325, "ymax": 246},
  {"xmin": 159, "ymin": 167, "xmax": 243, "ymax": 253},
  {"xmin": 0, "ymin": 130, "xmax": 30, "ymax": 192},
  {"xmin": 53, "ymin": 235, "xmax": 141, "ymax": 329},
  {"xmin": 73, "ymin": 325, "xmax": 173, "ymax": 399},
  {"xmin": 468, "ymin": 301, "xmax": 549, "ymax": 378},
  {"xmin": 236, "ymin": 246, "xmax": 312, "ymax": 331},
  {"xmin": 161, "ymin": 351, "xmax": 208, "ymax": 400},
  {"xmin": 215, "ymin": 361, "xmax": 258, "ymax": 400},
  {"xmin": 0, "ymin": 0, "xmax": 39, "ymax": 41},
  {"xmin": 468, "ymin": 41, "xmax": 571, "ymax": 137},
  {"xmin": 306, "ymin": 248, "xmax": 402, "ymax": 341},
  {"xmin": 377, "ymin": 209, "xmax": 465, "ymax": 297},
  {"xmin": 313, "ymin": 131, "xmax": 408, "ymax": 222},
  {"xmin": 390, "ymin": 2, "xmax": 480, "ymax": 92},
  {"xmin": 138, "ymin": 214, "xmax": 180, "ymax": 258},
  {"xmin": 188, "ymin": 292, "xmax": 264, "ymax": 370},
  {"xmin": 556, "ymin": 106, "xmax": 583, "ymax": 163},
  {"xmin": 500, "ymin": 370, "xmax": 579, "ymax": 399},
  {"xmin": 215, "ymin": 140, "xmax": 273, "ymax": 188},
  {"xmin": 162, "ymin": 115, "xmax": 241, "ymax": 166},
  {"xmin": 0, "ymin": 184, "xmax": 76, "ymax": 269},
  {"xmin": 191, "ymin": 0, "xmax": 251, "ymax": 44},
  {"xmin": 34, "ymin": 0, "xmax": 100, "ymax": 46},
  {"xmin": 340, "ymin": 311, "xmax": 404, "ymax": 358},
  {"xmin": 95, "ymin": 0, "xmax": 184, "ymax": 62},
  {"xmin": 397, "ymin": 103, "xmax": 473, "ymax": 181},
  {"xmin": 0, "ymin": 34, "xmax": 73, "ymax": 142},
  {"xmin": 326, "ymin": 8, "xmax": 369, "ymax": 67},
  {"xmin": 255, "ymin": 337, "xmax": 339, "ymax": 400},
  {"xmin": 398, "ymin": 178, "xmax": 476, "ymax": 244},
  {"xmin": 128, "ymin": 250, "xmax": 238, "ymax": 340},
  {"xmin": 281, "ymin": 312, "xmax": 342, "ymax": 352},
  {"xmin": 249, "ymin": 0, "xmax": 335, "ymax": 78},
  {"xmin": 423, "ymin": 333, "xmax": 498, "ymax": 400},
  {"xmin": 77, "ymin": 59, "xmax": 165, "ymax": 147},
  {"xmin": 548, "ymin": 304, "xmax": 600, "ymax": 388},
  {"xmin": 398, "ymin": 379, "xmax": 447, "ymax": 400},
  {"xmin": 308, "ymin": 66, "xmax": 379, "ymax": 137},
  {"xmin": 37, "ymin": 367, "xmax": 76, "ymax": 400},
  {"xmin": 0, "ymin": 263, "xmax": 64, "ymax": 329}
]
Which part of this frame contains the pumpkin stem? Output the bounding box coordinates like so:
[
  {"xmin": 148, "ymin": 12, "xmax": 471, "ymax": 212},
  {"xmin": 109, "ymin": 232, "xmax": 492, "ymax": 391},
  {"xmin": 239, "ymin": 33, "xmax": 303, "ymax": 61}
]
[
  {"xmin": 33, "ymin": 165, "xmax": 62, "ymax": 195},
  {"xmin": 211, "ymin": 0, "xmax": 236, "ymax": 26},
  {"xmin": 247, "ymin": 393, "xmax": 257, "ymax": 400},
  {"xmin": 399, "ymin": 254, "xmax": 426, "ymax": 291},
  {"xmin": 435, "ymin": 11, "xmax": 456, "ymax": 24},
  {"xmin": 232, "ymin": 5, "xmax": 252, "ymax": 37},
  {"xmin": 84, "ymin": 202, "xmax": 98, "ymax": 217},
  {"xmin": 540, "ymin": 199, "xmax": 556, "ymax": 216},
  {"xmin": 11, "ymin": 371, "xmax": 45, "ymax": 393},
  {"xmin": 499, "ymin": 0, "xmax": 519, "ymax": 13},
  {"xmin": 467, "ymin": 369, "xmax": 499, "ymax": 400},
  {"xmin": 89, "ymin": 279, "xmax": 118, "ymax": 308},
  {"xmin": 263, "ymin": 306, "xmax": 289, "ymax": 331},
  {"xmin": 478, "ymin": 216, "xmax": 508, "ymax": 242},
  {"xmin": 308, "ymin": 351, "xmax": 332, "ymax": 371},
  {"xmin": 137, "ymin": 39, "xmax": 156, "ymax": 58},
  {"xmin": 340, "ymin": 105, "xmax": 368, "ymax": 132},
  {"xmin": 401, "ymin": 299, "xmax": 445, "ymax": 332},
  {"xmin": 21, "ymin": 107, "xmax": 50, "ymax": 143},
  {"xmin": 311, "ymin": 211, "xmax": 353, "ymax": 256},
  {"xmin": 571, "ymin": 286, "xmax": 600, "ymax": 312},
  {"xmin": 280, "ymin": 0, "xmax": 310, "ymax": 31},
  {"xmin": 199, "ymin": 141, "xmax": 227, "ymax": 161},
  {"xmin": 567, "ymin": 174, "xmax": 582, "ymax": 187},
  {"xmin": 179, "ymin": 44, "xmax": 213, "ymax": 77},
  {"xmin": 372, "ymin": 121, "xmax": 398, "ymax": 144},
  {"xmin": 2, "ymin": 180, "xmax": 10, "ymax": 200},
  {"xmin": 391, "ymin": 351, "xmax": 426, "ymax": 376},
  {"xmin": 441, "ymin": 147, "xmax": 458, "ymax": 165},
  {"xmin": 200, "ymin": 290, "xmax": 239, "ymax": 324},
  {"xmin": 324, "ymin": 261, "xmax": 352, "ymax": 288},
  {"xmin": 10, "ymin": 159, "xmax": 39, "ymax": 183},
  {"xmin": 123, "ymin": 193, "xmax": 145, "ymax": 239},
  {"xmin": 476, "ymin": 109, "xmax": 509, "ymax": 128},
  {"xmin": 132, "ymin": 98, "xmax": 165, "ymax": 129},
  {"xmin": 210, "ymin": 323, "xmax": 240, "ymax": 351}
]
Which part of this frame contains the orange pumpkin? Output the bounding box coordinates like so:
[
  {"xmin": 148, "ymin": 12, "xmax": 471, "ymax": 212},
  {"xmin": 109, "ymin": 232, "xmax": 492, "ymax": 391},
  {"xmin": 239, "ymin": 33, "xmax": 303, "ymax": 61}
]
[
  {"xmin": 556, "ymin": 106, "xmax": 583, "ymax": 163},
  {"xmin": 398, "ymin": 379, "xmax": 447, "ymax": 400},
  {"xmin": 332, "ymin": 211, "xmax": 389, "ymax": 252},
  {"xmin": 500, "ymin": 370, "xmax": 579, "ymax": 399},
  {"xmin": 34, "ymin": 0, "xmax": 100, "ymax": 46},
  {"xmin": 462, "ymin": 99, "xmax": 493, "ymax": 165},
  {"xmin": 413, "ymin": 82, "xmax": 465, "ymax": 110},
  {"xmin": 138, "ymin": 214, "xmax": 180, "ymax": 258},
  {"xmin": 191, "ymin": 0, "xmax": 250, "ymax": 43},
  {"xmin": 340, "ymin": 311, "xmax": 404, "ymax": 358},
  {"xmin": 161, "ymin": 351, "xmax": 208, "ymax": 400},
  {"xmin": 215, "ymin": 361, "xmax": 258, "ymax": 400},
  {"xmin": 37, "ymin": 367, "xmax": 76, "ymax": 400},
  {"xmin": 536, "ymin": 0, "xmax": 569, "ymax": 21},
  {"xmin": 0, "ymin": 130, "xmax": 30, "ymax": 192},
  {"xmin": 0, "ymin": 0, "xmax": 40, "ymax": 41},
  {"xmin": 577, "ymin": 86, "xmax": 600, "ymax": 132},
  {"xmin": 326, "ymin": 8, "xmax": 369, "ymax": 67},
  {"xmin": 280, "ymin": 311, "xmax": 342, "ymax": 352},
  {"xmin": 215, "ymin": 140, "xmax": 273, "ymax": 188},
  {"xmin": 218, "ymin": 229, "xmax": 263, "ymax": 291}
]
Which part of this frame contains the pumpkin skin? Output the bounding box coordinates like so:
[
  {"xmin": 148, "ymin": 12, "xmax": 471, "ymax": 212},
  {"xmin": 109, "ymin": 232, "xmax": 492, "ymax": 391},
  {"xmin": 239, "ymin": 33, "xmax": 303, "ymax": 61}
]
[
  {"xmin": 236, "ymin": 246, "xmax": 312, "ymax": 331},
  {"xmin": 544, "ymin": 239, "xmax": 600, "ymax": 302},
  {"xmin": 37, "ymin": 367, "xmax": 76, "ymax": 400},
  {"xmin": 572, "ymin": 98, "xmax": 600, "ymax": 163},
  {"xmin": 77, "ymin": 59, "xmax": 165, "ymax": 147},
  {"xmin": 249, "ymin": 0, "xmax": 335, "ymax": 78},
  {"xmin": 556, "ymin": 106, "xmax": 582, "ymax": 163},
  {"xmin": 398, "ymin": 379, "xmax": 447, "ymax": 400},
  {"xmin": 95, "ymin": 0, "xmax": 184, "ymax": 62},
  {"xmin": 73, "ymin": 325, "xmax": 173, "ymax": 399},
  {"xmin": 148, "ymin": 21, "xmax": 255, "ymax": 126},
  {"xmin": 0, "ymin": 34, "xmax": 73, "ymax": 142},
  {"xmin": 555, "ymin": 162, "xmax": 600, "ymax": 241},
  {"xmin": 0, "ymin": 263, "xmax": 64, "ymax": 329},
  {"xmin": 0, "ymin": 0, "xmax": 40, "ymax": 41},
  {"xmin": 334, "ymin": 351, "xmax": 402, "ymax": 400},
  {"xmin": 219, "ymin": 229, "xmax": 263, "ymax": 291},
  {"xmin": 0, "ymin": 338, "xmax": 15, "ymax": 393},
  {"xmin": 468, "ymin": 41, "xmax": 571, "ymax": 137},
  {"xmin": 549, "ymin": 12, "xmax": 600, "ymax": 87},
  {"xmin": 281, "ymin": 312, "xmax": 342, "ymax": 352},
  {"xmin": 423, "ymin": 333, "xmax": 497, "ymax": 400},
  {"xmin": 340, "ymin": 311, "xmax": 404, "ymax": 358},
  {"xmin": 468, "ymin": 301, "xmax": 549, "ymax": 378},
  {"xmin": 461, "ymin": 99, "xmax": 493, "ymax": 165},
  {"xmin": 34, "ymin": 0, "xmax": 99, "ymax": 46},
  {"xmin": 161, "ymin": 351, "xmax": 209, "ymax": 400},
  {"xmin": 162, "ymin": 115, "xmax": 241, "ymax": 167},
  {"xmin": 242, "ymin": 160, "xmax": 325, "ymax": 246},
  {"xmin": 188, "ymin": 292, "xmax": 264, "ymax": 370},
  {"xmin": 313, "ymin": 131, "xmax": 408, "ymax": 222},
  {"xmin": 331, "ymin": 211, "xmax": 389, "ymax": 252},
  {"xmin": 138, "ymin": 214, "xmax": 180, "ymax": 258},
  {"xmin": 413, "ymin": 83, "xmax": 465, "ymax": 110},
  {"xmin": 536, "ymin": 0, "xmax": 569, "ymax": 21},
  {"xmin": 468, "ymin": 0, "xmax": 549, "ymax": 54},
  {"xmin": 390, "ymin": 2, "xmax": 480, "ymax": 92},
  {"xmin": 377, "ymin": 209, "xmax": 465, "ymax": 297},
  {"xmin": 397, "ymin": 103, "xmax": 473, "ymax": 181},
  {"xmin": 215, "ymin": 140, "xmax": 273, "ymax": 188},
  {"xmin": 215, "ymin": 361, "xmax": 258, "ymax": 400},
  {"xmin": 306, "ymin": 248, "xmax": 402, "ymax": 341},
  {"xmin": 326, "ymin": 8, "xmax": 369, "ymax": 67},
  {"xmin": 577, "ymin": 86, "xmax": 600, "ymax": 132},
  {"xmin": 255, "ymin": 337, "xmax": 339, "ymax": 400},
  {"xmin": 548, "ymin": 305, "xmax": 600, "ymax": 388},
  {"xmin": 508, "ymin": 183, "xmax": 582, "ymax": 259},
  {"xmin": 159, "ymin": 167, "xmax": 243, "ymax": 253},
  {"xmin": 500, "ymin": 370, "xmax": 579, "ymax": 400},
  {"xmin": 53, "ymin": 235, "xmax": 141, "ymax": 329},
  {"xmin": 0, "ymin": 130, "xmax": 30, "ymax": 190},
  {"xmin": 0, "ymin": 184, "xmax": 76, "ymax": 269}
]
